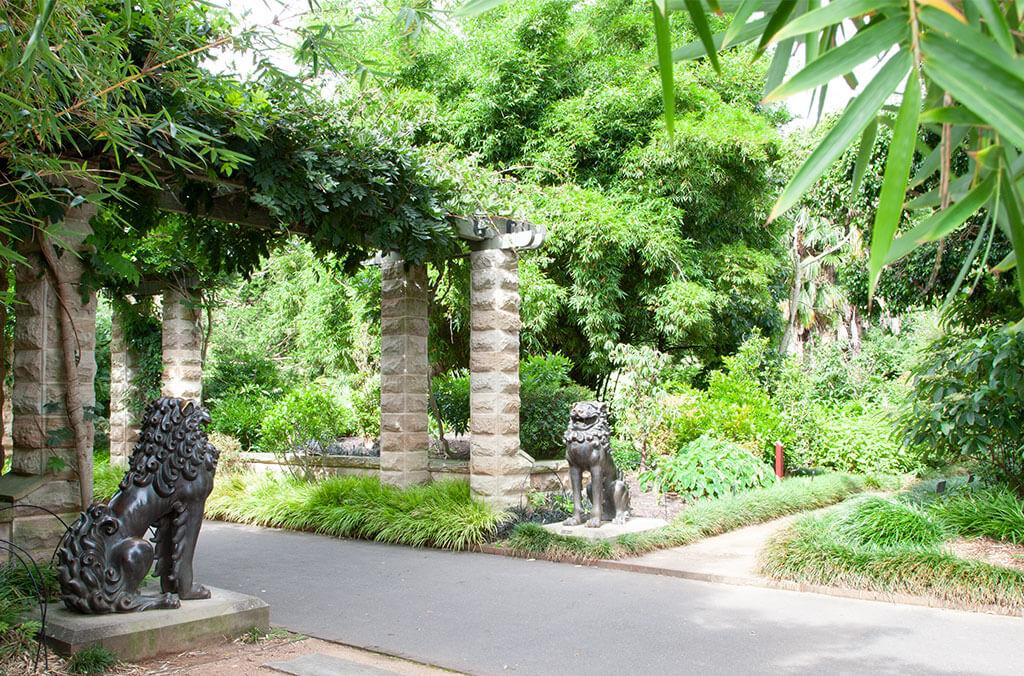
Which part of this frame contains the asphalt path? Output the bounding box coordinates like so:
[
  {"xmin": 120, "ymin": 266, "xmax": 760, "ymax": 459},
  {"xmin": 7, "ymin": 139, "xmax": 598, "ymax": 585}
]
[{"xmin": 196, "ymin": 521, "xmax": 1024, "ymax": 676}]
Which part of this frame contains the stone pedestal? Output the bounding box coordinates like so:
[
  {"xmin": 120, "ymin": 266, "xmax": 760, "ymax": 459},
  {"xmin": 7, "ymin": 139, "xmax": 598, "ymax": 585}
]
[
  {"xmin": 1, "ymin": 199, "xmax": 97, "ymax": 561},
  {"xmin": 108, "ymin": 304, "xmax": 141, "ymax": 467},
  {"xmin": 379, "ymin": 256, "xmax": 430, "ymax": 487},
  {"xmin": 38, "ymin": 587, "xmax": 269, "ymax": 662},
  {"xmin": 543, "ymin": 517, "xmax": 668, "ymax": 542},
  {"xmin": 469, "ymin": 248, "xmax": 530, "ymax": 508},
  {"xmin": 161, "ymin": 288, "xmax": 203, "ymax": 402}
]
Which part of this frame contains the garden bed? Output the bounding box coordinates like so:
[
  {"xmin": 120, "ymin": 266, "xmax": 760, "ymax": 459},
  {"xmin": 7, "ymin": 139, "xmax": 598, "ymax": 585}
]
[
  {"xmin": 758, "ymin": 484, "xmax": 1024, "ymax": 612},
  {"xmin": 492, "ymin": 473, "xmax": 870, "ymax": 563}
]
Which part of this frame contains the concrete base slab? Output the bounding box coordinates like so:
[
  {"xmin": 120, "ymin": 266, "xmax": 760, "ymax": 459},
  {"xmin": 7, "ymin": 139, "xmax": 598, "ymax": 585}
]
[
  {"xmin": 37, "ymin": 586, "xmax": 269, "ymax": 662},
  {"xmin": 542, "ymin": 517, "xmax": 667, "ymax": 541},
  {"xmin": 265, "ymin": 653, "xmax": 400, "ymax": 675}
]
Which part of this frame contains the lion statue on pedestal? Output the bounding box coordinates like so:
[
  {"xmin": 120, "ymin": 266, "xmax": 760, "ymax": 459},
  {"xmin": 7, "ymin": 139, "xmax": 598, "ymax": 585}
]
[
  {"xmin": 57, "ymin": 397, "xmax": 219, "ymax": 613},
  {"xmin": 563, "ymin": 400, "xmax": 630, "ymax": 527}
]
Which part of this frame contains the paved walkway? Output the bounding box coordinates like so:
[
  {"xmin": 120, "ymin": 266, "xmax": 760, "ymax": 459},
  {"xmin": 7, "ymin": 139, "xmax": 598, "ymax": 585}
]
[{"xmin": 196, "ymin": 521, "xmax": 1024, "ymax": 676}]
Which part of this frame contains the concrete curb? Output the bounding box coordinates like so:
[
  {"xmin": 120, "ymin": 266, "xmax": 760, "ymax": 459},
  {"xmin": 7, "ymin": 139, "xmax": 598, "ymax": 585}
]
[{"xmin": 477, "ymin": 543, "xmax": 1024, "ymax": 619}]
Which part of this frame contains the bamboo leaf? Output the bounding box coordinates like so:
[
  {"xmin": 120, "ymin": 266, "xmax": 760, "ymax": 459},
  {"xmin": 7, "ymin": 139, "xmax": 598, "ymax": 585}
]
[
  {"xmin": 19, "ymin": 0, "xmax": 58, "ymax": 67},
  {"xmin": 765, "ymin": 17, "xmax": 906, "ymax": 100},
  {"xmin": 998, "ymin": 164, "xmax": 1024, "ymax": 302},
  {"xmin": 919, "ymin": 107, "xmax": 984, "ymax": 126},
  {"xmin": 684, "ymin": 0, "xmax": 721, "ymax": 72},
  {"xmin": 772, "ymin": 0, "xmax": 897, "ymax": 43},
  {"xmin": 918, "ymin": 0, "xmax": 968, "ymax": 22},
  {"xmin": 868, "ymin": 68, "xmax": 922, "ymax": 297},
  {"xmin": 886, "ymin": 172, "xmax": 997, "ymax": 264},
  {"xmin": 722, "ymin": 0, "xmax": 762, "ymax": 48},
  {"xmin": 673, "ymin": 18, "xmax": 770, "ymax": 60},
  {"xmin": 757, "ymin": 0, "xmax": 798, "ymax": 55},
  {"xmin": 764, "ymin": 38, "xmax": 795, "ymax": 94},
  {"xmin": 941, "ymin": 213, "xmax": 989, "ymax": 312},
  {"xmin": 993, "ymin": 250, "xmax": 1017, "ymax": 273},
  {"xmin": 850, "ymin": 117, "xmax": 878, "ymax": 206},
  {"xmin": 654, "ymin": 1, "xmax": 677, "ymax": 136},
  {"xmin": 454, "ymin": 0, "xmax": 509, "ymax": 17},
  {"xmin": 968, "ymin": 0, "xmax": 1015, "ymax": 51},
  {"xmin": 770, "ymin": 51, "xmax": 911, "ymax": 221}
]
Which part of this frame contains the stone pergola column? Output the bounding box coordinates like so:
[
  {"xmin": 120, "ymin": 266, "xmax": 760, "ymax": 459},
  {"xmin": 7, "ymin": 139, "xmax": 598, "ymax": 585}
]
[
  {"xmin": 109, "ymin": 304, "xmax": 141, "ymax": 467},
  {"xmin": 161, "ymin": 288, "xmax": 203, "ymax": 402},
  {"xmin": 469, "ymin": 247, "xmax": 529, "ymax": 507},
  {"xmin": 1, "ymin": 201, "xmax": 97, "ymax": 560},
  {"xmin": 379, "ymin": 255, "xmax": 430, "ymax": 487}
]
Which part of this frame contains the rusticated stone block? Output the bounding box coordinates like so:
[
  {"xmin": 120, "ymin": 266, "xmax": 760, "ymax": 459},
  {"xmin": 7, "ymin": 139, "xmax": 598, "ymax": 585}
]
[
  {"xmin": 379, "ymin": 256, "xmax": 429, "ymax": 488},
  {"xmin": 161, "ymin": 288, "xmax": 204, "ymax": 401}
]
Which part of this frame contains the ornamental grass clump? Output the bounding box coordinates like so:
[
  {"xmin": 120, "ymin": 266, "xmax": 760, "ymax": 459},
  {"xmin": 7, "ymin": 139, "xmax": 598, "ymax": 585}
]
[
  {"xmin": 929, "ymin": 486, "xmax": 1024, "ymax": 545},
  {"xmin": 204, "ymin": 473, "xmax": 507, "ymax": 550},
  {"xmin": 839, "ymin": 496, "xmax": 945, "ymax": 548},
  {"xmin": 759, "ymin": 510, "xmax": 1024, "ymax": 610}
]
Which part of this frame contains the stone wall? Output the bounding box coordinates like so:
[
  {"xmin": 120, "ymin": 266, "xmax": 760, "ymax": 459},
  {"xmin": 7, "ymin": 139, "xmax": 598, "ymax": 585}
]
[
  {"xmin": 468, "ymin": 248, "xmax": 530, "ymax": 507},
  {"xmin": 1, "ymin": 201, "xmax": 97, "ymax": 560},
  {"xmin": 161, "ymin": 288, "xmax": 203, "ymax": 402},
  {"xmin": 379, "ymin": 257, "xmax": 430, "ymax": 487}
]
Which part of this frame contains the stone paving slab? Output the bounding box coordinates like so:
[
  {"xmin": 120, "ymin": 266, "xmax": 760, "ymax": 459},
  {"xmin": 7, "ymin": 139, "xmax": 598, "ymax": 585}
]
[
  {"xmin": 265, "ymin": 653, "xmax": 401, "ymax": 676},
  {"xmin": 37, "ymin": 586, "xmax": 269, "ymax": 662},
  {"xmin": 542, "ymin": 516, "xmax": 667, "ymax": 541}
]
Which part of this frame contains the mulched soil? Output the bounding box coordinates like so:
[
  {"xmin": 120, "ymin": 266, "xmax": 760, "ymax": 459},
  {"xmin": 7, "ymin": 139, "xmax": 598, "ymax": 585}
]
[
  {"xmin": 946, "ymin": 537, "xmax": 1024, "ymax": 572},
  {"xmin": 623, "ymin": 473, "xmax": 687, "ymax": 521}
]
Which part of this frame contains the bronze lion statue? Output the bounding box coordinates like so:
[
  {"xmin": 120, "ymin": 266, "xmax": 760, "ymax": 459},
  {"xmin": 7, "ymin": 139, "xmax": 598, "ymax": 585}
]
[
  {"xmin": 563, "ymin": 401, "xmax": 629, "ymax": 527},
  {"xmin": 57, "ymin": 397, "xmax": 219, "ymax": 613}
]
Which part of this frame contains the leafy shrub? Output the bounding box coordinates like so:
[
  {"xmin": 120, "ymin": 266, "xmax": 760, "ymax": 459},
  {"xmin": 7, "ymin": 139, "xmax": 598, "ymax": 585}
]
[
  {"xmin": 639, "ymin": 435, "xmax": 776, "ymax": 499},
  {"xmin": 521, "ymin": 354, "xmax": 593, "ymax": 460},
  {"xmin": 351, "ymin": 373, "xmax": 381, "ymax": 438},
  {"xmin": 929, "ymin": 485, "xmax": 1024, "ymax": 545},
  {"xmin": 610, "ymin": 437, "xmax": 641, "ymax": 472},
  {"xmin": 432, "ymin": 369, "xmax": 470, "ymax": 436},
  {"xmin": 903, "ymin": 327, "xmax": 1024, "ymax": 496},
  {"xmin": 431, "ymin": 356, "xmax": 594, "ymax": 460},
  {"xmin": 839, "ymin": 496, "xmax": 945, "ymax": 548},
  {"xmin": 209, "ymin": 387, "xmax": 272, "ymax": 450},
  {"xmin": 92, "ymin": 453, "xmax": 123, "ymax": 502},
  {"xmin": 259, "ymin": 385, "xmax": 356, "ymax": 457},
  {"xmin": 207, "ymin": 431, "xmax": 245, "ymax": 475},
  {"xmin": 204, "ymin": 341, "xmax": 285, "ymax": 405},
  {"xmin": 813, "ymin": 406, "xmax": 916, "ymax": 475}
]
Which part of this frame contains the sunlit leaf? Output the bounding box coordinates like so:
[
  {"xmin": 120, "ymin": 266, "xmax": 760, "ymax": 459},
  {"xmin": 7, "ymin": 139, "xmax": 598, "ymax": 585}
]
[
  {"xmin": 722, "ymin": 0, "xmax": 763, "ymax": 48},
  {"xmin": 886, "ymin": 171, "xmax": 997, "ymax": 264},
  {"xmin": 756, "ymin": 0, "xmax": 798, "ymax": 56},
  {"xmin": 850, "ymin": 117, "xmax": 878, "ymax": 206},
  {"xmin": 673, "ymin": 18, "xmax": 770, "ymax": 61},
  {"xmin": 765, "ymin": 17, "xmax": 907, "ymax": 100},
  {"xmin": 770, "ymin": 51, "xmax": 912, "ymax": 221},
  {"xmin": 684, "ymin": 0, "xmax": 721, "ymax": 72},
  {"xmin": 653, "ymin": 1, "xmax": 677, "ymax": 137},
  {"xmin": 19, "ymin": 0, "xmax": 58, "ymax": 67},
  {"xmin": 772, "ymin": 0, "xmax": 898, "ymax": 43},
  {"xmin": 868, "ymin": 68, "xmax": 922, "ymax": 297}
]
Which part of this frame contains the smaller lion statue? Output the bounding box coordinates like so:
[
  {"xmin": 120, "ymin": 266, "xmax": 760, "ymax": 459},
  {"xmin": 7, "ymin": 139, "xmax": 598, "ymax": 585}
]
[
  {"xmin": 57, "ymin": 397, "xmax": 219, "ymax": 613},
  {"xmin": 563, "ymin": 401, "xmax": 629, "ymax": 527}
]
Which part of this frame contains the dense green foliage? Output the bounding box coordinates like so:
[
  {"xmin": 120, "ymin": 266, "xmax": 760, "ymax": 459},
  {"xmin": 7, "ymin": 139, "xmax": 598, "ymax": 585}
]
[
  {"xmin": 903, "ymin": 327, "xmax": 1024, "ymax": 495},
  {"xmin": 0, "ymin": 563, "xmax": 56, "ymax": 662},
  {"xmin": 207, "ymin": 474, "xmax": 507, "ymax": 550},
  {"xmin": 364, "ymin": 0, "xmax": 788, "ymax": 382},
  {"xmin": 506, "ymin": 473, "xmax": 866, "ymax": 561},
  {"xmin": 259, "ymin": 385, "xmax": 357, "ymax": 456},
  {"xmin": 638, "ymin": 435, "xmax": 776, "ymax": 499},
  {"xmin": 430, "ymin": 354, "xmax": 593, "ymax": 459}
]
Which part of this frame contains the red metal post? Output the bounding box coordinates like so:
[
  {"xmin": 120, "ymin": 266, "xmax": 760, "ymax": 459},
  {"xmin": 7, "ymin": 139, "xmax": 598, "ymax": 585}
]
[{"xmin": 774, "ymin": 441, "xmax": 784, "ymax": 478}]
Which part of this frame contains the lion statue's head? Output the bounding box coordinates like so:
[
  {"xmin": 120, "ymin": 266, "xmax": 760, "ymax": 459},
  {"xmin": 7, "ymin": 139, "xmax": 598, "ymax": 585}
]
[{"xmin": 567, "ymin": 400, "xmax": 609, "ymax": 432}]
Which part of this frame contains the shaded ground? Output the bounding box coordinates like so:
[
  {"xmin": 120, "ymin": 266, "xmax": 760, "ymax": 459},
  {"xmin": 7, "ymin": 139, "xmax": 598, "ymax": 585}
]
[{"xmin": 196, "ymin": 521, "xmax": 1024, "ymax": 676}]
